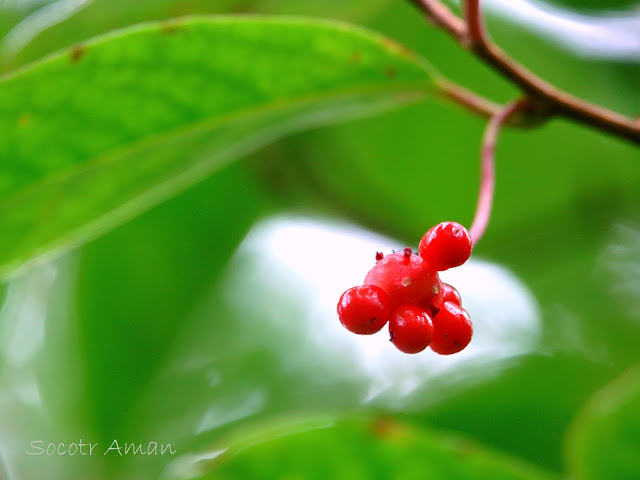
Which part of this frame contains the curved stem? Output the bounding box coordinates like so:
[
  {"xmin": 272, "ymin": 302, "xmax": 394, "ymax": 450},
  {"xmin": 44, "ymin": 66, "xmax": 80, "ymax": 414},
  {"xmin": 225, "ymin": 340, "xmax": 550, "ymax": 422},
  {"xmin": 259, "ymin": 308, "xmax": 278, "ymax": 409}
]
[{"xmin": 469, "ymin": 100, "xmax": 526, "ymax": 245}]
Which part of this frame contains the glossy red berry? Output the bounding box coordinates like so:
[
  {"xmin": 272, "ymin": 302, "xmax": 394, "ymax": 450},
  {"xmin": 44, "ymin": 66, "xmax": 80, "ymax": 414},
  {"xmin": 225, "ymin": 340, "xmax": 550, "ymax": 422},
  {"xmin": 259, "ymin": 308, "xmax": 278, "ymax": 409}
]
[
  {"xmin": 419, "ymin": 222, "xmax": 472, "ymax": 271},
  {"xmin": 337, "ymin": 285, "xmax": 391, "ymax": 335},
  {"xmin": 389, "ymin": 305, "xmax": 434, "ymax": 354},
  {"xmin": 442, "ymin": 283, "xmax": 462, "ymax": 306},
  {"xmin": 364, "ymin": 251, "xmax": 440, "ymax": 309},
  {"xmin": 430, "ymin": 301, "xmax": 473, "ymax": 355}
]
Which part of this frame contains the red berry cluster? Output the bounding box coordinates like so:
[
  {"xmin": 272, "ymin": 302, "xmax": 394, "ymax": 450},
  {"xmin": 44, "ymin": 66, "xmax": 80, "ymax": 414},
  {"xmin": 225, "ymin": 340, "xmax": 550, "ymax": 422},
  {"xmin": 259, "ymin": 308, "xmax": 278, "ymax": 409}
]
[{"xmin": 337, "ymin": 222, "xmax": 473, "ymax": 355}]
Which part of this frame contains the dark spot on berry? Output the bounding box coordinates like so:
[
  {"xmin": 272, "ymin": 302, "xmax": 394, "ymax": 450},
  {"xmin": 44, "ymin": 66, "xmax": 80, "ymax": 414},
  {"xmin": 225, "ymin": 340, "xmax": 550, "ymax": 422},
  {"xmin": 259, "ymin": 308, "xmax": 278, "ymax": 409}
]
[
  {"xmin": 70, "ymin": 45, "xmax": 85, "ymax": 63},
  {"xmin": 389, "ymin": 331, "xmax": 394, "ymax": 342},
  {"xmin": 385, "ymin": 67, "xmax": 397, "ymax": 79},
  {"xmin": 454, "ymin": 340, "xmax": 460, "ymax": 348},
  {"xmin": 403, "ymin": 247, "xmax": 412, "ymax": 258},
  {"xmin": 368, "ymin": 317, "xmax": 376, "ymax": 324}
]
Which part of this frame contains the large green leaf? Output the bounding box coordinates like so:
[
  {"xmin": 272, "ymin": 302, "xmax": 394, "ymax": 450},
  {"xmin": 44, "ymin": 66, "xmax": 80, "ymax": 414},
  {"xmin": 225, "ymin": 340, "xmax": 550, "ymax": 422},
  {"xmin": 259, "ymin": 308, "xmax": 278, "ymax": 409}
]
[
  {"xmin": 0, "ymin": 15, "xmax": 433, "ymax": 280},
  {"xmin": 567, "ymin": 364, "xmax": 640, "ymax": 480},
  {"xmin": 171, "ymin": 417, "xmax": 559, "ymax": 480}
]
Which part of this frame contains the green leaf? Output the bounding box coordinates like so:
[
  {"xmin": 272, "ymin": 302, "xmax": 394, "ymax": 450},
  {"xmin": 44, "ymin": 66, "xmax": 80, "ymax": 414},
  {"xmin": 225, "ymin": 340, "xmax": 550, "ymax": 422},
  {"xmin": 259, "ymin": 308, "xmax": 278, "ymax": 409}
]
[
  {"xmin": 0, "ymin": 15, "xmax": 433, "ymax": 280},
  {"xmin": 171, "ymin": 417, "xmax": 559, "ymax": 480},
  {"xmin": 567, "ymin": 364, "xmax": 640, "ymax": 480}
]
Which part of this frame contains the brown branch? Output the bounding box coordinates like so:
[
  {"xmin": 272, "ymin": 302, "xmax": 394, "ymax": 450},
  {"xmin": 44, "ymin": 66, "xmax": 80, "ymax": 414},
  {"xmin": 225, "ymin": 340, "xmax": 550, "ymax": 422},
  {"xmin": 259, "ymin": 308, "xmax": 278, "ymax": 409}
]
[
  {"xmin": 463, "ymin": 0, "xmax": 483, "ymax": 47},
  {"xmin": 407, "ymin": 0, "xmax": 466, "ymax": 40},
  {"xmin": 409, "ymin": 0, "xmax": 640, "ymax": 146}
]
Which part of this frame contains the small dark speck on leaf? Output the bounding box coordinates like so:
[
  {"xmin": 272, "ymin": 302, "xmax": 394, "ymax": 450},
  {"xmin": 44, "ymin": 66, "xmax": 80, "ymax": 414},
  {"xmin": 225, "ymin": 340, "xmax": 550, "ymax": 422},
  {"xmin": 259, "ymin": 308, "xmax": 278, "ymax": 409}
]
[
  {"xmin": 70, "ymin": 45, "xmax": 85, "ymax": 63},
  {"xmin": 454, "ymin": 439, "xmax": 477, "ymax": 459},
  {"xmin": 385, "ymin": 67, "xmax": 397, "ymax": 79},
  {"xmin": 17, "ymin": 114, "xmax": 31, "ymax": 128},
  {"xmin": 160, "ymin": 22, "xmax": 180, "ymax": 35},
  {"xmin": 351, "ymin": 52, "xmax": 362, "ymax": 64},
  {"xmin": 370, "ymin": 417, "xmax": 409, "ymax": 441}
]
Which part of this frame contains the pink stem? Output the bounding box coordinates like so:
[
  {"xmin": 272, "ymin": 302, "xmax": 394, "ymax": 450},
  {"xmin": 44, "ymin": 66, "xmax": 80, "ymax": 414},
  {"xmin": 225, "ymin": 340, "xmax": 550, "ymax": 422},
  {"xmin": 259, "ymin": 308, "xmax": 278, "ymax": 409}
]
[{"xmin": 469, "ymin": 100, "xmax": 525, "ymax": 245}]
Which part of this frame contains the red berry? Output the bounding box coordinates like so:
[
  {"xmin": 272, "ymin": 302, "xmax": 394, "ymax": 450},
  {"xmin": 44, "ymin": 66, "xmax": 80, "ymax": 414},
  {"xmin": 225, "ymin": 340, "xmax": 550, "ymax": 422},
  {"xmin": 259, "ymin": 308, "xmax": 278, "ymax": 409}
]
[
  {"xmin": 389, "ymin": 305, "xmax": 433, "ymax": 354},
  {"xmin": 419, "ymin": 222, "xmax": 472, "ymax": 271},
  {"xmin": 375, "ymin": 251, "xmax": 384, "ymax": 262},
  {"xmin": 364, "ymin": 251, "xmax": 440, "ymax": 309},
  {"xmin": 337, "ymin": 285, "xmax": 391, "ymax": 335},
  {"xmin": 430, "ymin": 302, "xmax": 473, "ymax": 355},
  {"xmin": 442, "ymin": 283, "xmax": 462, "ymax": 306}
]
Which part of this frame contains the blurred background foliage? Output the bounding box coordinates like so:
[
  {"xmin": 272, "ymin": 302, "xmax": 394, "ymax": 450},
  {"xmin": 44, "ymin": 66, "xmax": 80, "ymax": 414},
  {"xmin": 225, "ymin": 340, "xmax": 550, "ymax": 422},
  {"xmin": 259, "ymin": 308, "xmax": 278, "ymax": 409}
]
[{"xmin": 0, "ymin": 0, "xmax": 639, "ymax": 479}]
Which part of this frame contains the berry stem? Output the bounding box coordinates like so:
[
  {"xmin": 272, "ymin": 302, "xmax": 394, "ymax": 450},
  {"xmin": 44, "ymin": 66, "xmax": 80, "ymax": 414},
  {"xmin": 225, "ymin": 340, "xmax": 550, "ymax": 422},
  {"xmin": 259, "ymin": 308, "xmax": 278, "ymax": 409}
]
[{"xmin": 469, "ymin": 99, "xmax": 527, "ymax": 244}]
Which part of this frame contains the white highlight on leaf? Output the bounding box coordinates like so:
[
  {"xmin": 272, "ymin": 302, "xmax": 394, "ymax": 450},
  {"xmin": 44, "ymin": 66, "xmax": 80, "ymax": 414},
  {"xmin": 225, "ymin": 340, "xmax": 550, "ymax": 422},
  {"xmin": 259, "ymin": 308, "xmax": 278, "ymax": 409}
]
[
  {"xmin": 599, "ymin": 222, "xmax": 640, "ymax": 319},
  {"xmin": 0, "ymin": 260, "xmax": 89, "ymax": 480},
  {"xmin": 163, "ymin": 448, "xmax": 227, "ymax": 480},
  {"xmin": 478, "ymin": 0, "xmax": 640, "ymax": 61},
  {"xmin": 0, "ymin": 264, "xmax": 56, "ymax": 367},
  {"xmin": 1, "ymin": 0, "xmax": 94, "ymax": 59},
  {"xmin": 195, "ymin": 390, "xmax": 266, "ymax": 435}
]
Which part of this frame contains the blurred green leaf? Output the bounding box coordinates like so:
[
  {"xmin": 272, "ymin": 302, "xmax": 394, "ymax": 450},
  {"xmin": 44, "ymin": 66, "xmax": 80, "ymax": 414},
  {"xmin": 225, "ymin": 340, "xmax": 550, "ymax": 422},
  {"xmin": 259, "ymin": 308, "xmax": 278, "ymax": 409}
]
[
  {"xmin": 567, "ymin": 363, "xmax": 640, "ymax": 480},
  {"xmin": 0, "ymin": 15, "xmax": 434, "ymax": 281},
  {"xmin": 175, "ymin": 416, "xmax": 559, "ymax": 480}
]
